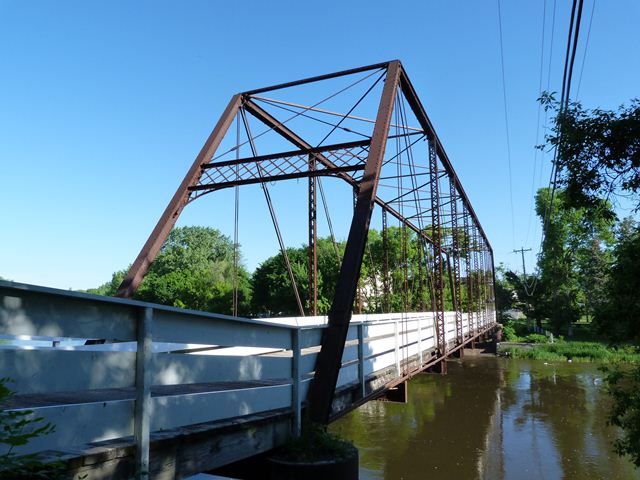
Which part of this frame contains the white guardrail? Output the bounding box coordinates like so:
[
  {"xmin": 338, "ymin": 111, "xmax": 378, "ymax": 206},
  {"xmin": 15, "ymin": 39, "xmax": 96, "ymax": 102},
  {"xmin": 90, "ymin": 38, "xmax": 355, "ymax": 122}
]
[{"xmin": 0, "ymin": 280, "xmax": 495, "ymax": 465}]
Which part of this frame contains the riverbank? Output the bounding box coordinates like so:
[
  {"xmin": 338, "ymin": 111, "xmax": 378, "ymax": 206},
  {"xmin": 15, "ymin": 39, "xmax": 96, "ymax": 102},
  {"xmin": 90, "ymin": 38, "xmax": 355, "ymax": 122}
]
[{"xmin": 498, "ymin": 340, "xmax": 640, "ymax": 363}]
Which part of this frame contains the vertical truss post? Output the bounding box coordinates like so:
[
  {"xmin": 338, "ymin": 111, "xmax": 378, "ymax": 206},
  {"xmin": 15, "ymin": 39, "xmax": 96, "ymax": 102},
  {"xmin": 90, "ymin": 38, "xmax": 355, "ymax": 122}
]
[
  {"xmin": 308, "ymin": 155, "xmax": 318, "ymax": 316},
  {"xmin": 472, "ymin": 226, "xmax": 481, "ymax": 333},
  {"xmin": 382, "ymin": 210, "xmax": 390, "ymax": 313},
  {"xmin": 116, "ymin": 95, "xmax": 242, "ymax": 298},
  {"xmin": 418, "ymin": 245, "xmax": 426, "ymax": 311},
  {"xmin": 481, "ymin": 241, "xmax": 489, "ymax": 327},
  {"xmin": 489, "ymin": 248, "xmax": 497, "ymax": 323},
  {"xmin": 482, "ymin": 245, "xmax": 490, "ymax": 326},
  {"xmin": 449, "ymin": 176, "xmax": 463, "ymax": 346},
  {"xmin": 428, "ymin": 138, "xmax": 447, "ymax": 370},
  {"xmin": 308, "ymin": 61, "xmax": 401, "ymax": 424},
  {"xmin": 401, "ymin": 224, "xmax": 409, "ymax": 314},
  {"xmin": 353, "ymin": 188, "xmax": 363, "ymax": 314},
  {"xmin": 463, "ymin": 211, "xmax": 473, "ymax": 338}
]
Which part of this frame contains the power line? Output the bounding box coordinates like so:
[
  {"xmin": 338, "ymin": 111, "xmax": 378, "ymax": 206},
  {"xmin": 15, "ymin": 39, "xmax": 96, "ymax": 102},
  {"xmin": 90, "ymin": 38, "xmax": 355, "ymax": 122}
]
[
  {"xmin": 524, "ymin": 0, "xmax": 586, "ymax": 297},
  {"xmin": 524, "ymin": 0, "xmax": 549, "ymax": 247},
  {"xmin": 496, "ymin": 0, "xmax": 516, "ymax": 249},
  {"xmin": 575, "ymin": 0, "xmax": 596, "ymax": 99}
]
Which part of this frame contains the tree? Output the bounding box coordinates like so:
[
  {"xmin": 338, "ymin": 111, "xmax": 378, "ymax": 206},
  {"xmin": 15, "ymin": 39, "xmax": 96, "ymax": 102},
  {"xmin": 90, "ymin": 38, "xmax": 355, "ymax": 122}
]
[
  {"xmin": 595, "ymin": 218, "xmax": 640, "ymax": 342},
  {"xmin": 540, "ymin": 94, "xmax": 640, "ymax": 215},
  {"xmin": 542, "ymin": 95, "xmax": 640, "ymax": 466},
  {"xmin": 534, "ymin": 188, "xmax": 614, "ymax": 334},
  {"xmin": 605, "ymin": 364, "xmax": 640, "ymax": 468},
  {"xmin": 250, "ymin": 228, "xmax": 445, "ymax": 316},
  {"xmin": 250, "ymin": 245, "xmax": 312, "ymax": 316},
  {"xmin": 90, "ymin": 226, "xmax": 252, "ymax": 315}
]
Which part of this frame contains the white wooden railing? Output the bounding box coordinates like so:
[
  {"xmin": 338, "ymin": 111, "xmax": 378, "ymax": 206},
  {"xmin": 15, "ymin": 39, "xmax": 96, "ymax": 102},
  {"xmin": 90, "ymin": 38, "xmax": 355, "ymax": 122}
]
[{"xmin": 0, "ymin": 280, "xmax": 496, "ymax": 472}]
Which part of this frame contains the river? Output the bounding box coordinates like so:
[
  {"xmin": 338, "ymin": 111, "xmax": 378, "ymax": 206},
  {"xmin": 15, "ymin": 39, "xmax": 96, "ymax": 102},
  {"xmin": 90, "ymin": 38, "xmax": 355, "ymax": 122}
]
[{"xmin": 330, "ymin": 355, "xmax": 639, "ymax": 479}]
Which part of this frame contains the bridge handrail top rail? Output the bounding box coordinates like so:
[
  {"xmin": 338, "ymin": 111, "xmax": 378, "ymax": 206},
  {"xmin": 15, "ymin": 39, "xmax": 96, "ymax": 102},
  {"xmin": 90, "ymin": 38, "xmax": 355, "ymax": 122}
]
[
  {"xmin": 0, "ymin": 280, "xmax": 295, "ymax": 331},
  {"xmin": 1, "ymin": 280, "xmax": 452, "ymax": 336}
]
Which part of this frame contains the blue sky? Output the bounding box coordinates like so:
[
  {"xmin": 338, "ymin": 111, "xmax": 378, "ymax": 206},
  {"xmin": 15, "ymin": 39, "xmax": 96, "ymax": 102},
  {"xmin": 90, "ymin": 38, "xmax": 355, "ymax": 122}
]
[{"xmin": 1, "ymin": 0, "xmax": 638, "ymax": 290}]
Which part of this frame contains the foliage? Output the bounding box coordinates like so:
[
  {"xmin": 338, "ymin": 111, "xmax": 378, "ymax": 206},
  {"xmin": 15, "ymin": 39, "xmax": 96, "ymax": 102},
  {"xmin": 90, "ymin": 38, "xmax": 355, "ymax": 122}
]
[
  {"xmin": 537, "ymin": 94, "xmax": 640, "ymax": 468},
  {"xmin": 494, "ymin": 265, "xmax": 515, "ymax": 321},
  {"xmin": 534, "ymin": 187, "xmax": 614, "ymax": 334},
  {"xmin": 594, "ymin": 219, "xmax": 640, "ymax": 343},
  {"xmin": 0, "ymin": 378, "xmax": 63, "ymax": 479},
  {"xmin": 272, "ymin": 422, "xmax": 355, "ymax": 462},
  {"xmin": 502, "ymin": 324, "xmax": 517, "ymax": 341},
  {"xmin": 251, "ymin": 227, "xmax": 474, "ymax": 316},
  {"xmin": 90, "ymin": 226, "xmax": 252, "ymax": 315},
  {"xmin": 522, "ymin": 333, "xmax": 549, "ymax": 344},
  {"xmin": 502, "ymin": 342, "xmax": 640, "ymax": 364},
  {"xmin": 251, "ymin": 244, "xmax": 316, "ymax": 316},
  {"xmin": 604, "ymin": 364, "xmax": 640, "ymax": 468},
  {"xmin": 539, "ymin": 93, "xmax": 640, "ymax": 215}
]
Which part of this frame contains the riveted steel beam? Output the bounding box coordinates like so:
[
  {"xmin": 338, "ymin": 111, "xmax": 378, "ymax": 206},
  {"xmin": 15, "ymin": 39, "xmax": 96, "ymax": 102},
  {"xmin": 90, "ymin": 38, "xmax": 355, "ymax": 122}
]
[
  {"xmin": 116, "ymin": 95, "xmax": 242, "ymax": 298},
  {"xmin": 308, "ymin": 61, "xmax": 402, "ymax": 423}
]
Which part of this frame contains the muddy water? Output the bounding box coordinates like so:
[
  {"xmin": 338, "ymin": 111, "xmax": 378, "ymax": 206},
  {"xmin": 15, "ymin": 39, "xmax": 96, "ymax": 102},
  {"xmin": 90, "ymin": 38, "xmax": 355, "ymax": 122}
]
[{"xmin": 330, "ymin": 356, "xmax": 639, "ymax": 480}]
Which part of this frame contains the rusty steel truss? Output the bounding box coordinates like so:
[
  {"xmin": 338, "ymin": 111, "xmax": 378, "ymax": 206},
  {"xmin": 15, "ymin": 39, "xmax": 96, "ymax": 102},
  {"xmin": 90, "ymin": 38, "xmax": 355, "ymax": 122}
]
[{"xmin": 115, "ymin": 60, "xmax": 496, "ymax": 424}]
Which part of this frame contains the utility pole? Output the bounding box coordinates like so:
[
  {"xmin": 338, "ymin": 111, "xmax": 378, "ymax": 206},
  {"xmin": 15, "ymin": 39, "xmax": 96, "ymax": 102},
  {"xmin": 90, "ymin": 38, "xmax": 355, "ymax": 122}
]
[{"xmin": 513, "ymin": 247, "xmax": 532, "ymax": 277}]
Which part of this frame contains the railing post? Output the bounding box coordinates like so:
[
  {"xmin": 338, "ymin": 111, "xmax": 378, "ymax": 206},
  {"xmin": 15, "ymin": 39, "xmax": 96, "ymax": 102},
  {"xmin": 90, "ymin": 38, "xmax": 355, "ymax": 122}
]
[
  {"xmin": 357, "ymin": 323, "xmax": 365, "ymax": 398},
  {"xmin": 135, "ymin": 307, "xmax": 153, "ymax": 480},
  {"xmin": 291, "ymin": 328, "xmax": 301, "ymax": 437},
  {"xmin": 394, "ymin": 320, "xmax": 400, "ymax": 376},
  {"xmin": 418, "ymin": 315, "xmax": 423, "ymax": 366}
]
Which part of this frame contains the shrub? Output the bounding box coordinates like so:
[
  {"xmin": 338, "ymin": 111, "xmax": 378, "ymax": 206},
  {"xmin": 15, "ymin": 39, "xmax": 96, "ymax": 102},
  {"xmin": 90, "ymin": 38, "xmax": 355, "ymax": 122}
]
[
  {"xmin": 502, "ymin": 324, "xmax": 518, "ymax": 341},
  {"xmin": 523, "ymin": 333, "xmax": 549, "ymax": 344},
  {"xmin": 0, "ymin": 378, "xmax": 63, "ymax": 479},
  {"xmin": 271, "ymin": 422, "xmax": 355, "ymax": 462}
]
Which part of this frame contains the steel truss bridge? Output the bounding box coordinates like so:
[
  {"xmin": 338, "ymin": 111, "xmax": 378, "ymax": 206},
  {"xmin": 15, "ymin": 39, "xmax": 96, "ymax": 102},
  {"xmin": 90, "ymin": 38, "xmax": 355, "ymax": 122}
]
[{"xmin": 0, "ymin": 61, "xmax": 497, "ymax": 479}]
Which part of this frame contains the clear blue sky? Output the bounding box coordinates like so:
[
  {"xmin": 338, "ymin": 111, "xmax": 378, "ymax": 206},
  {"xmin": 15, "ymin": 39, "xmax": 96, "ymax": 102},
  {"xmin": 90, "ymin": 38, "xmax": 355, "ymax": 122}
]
[{"xmin": 1, "ymin": 0, "xmax": 638, "ymax": 290}]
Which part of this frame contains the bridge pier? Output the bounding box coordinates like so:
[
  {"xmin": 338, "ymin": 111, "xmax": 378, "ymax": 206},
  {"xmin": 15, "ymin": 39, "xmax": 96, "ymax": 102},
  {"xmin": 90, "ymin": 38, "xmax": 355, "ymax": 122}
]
[
  {"xmin": 451, "ymin": 347, "xmax": 464, "ymax": 359},
  {"xmin": 425, "ymin": 358, "xmax": 447, "ymax": 374}
]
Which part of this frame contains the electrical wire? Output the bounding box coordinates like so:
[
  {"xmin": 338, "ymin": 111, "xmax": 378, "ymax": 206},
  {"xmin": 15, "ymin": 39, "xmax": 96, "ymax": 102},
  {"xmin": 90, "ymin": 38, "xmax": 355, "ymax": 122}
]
[
  {"xmin": 575, "ymin": 0, "xmax": 596, "ymax": 99},
  {"xmin": 524, "ymin": 0, "xmax": 586, "ymax": 297},
  {"xmin": 497, "ymin": 0, "xmax": 517, "ymax": 249},
  {"xmin": 524, "ymin": 0, "xmax": 548, "ymax": 248}
]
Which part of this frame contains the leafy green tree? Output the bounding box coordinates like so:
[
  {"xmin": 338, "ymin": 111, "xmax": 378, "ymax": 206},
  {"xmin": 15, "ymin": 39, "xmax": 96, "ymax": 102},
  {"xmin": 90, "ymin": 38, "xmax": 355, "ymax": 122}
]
[
  {"xmin": 540, "ymin": 94, "xmax": 640, "ymax": 215},
  {"xmin": 535, "ymin": 188, "xmax": 583, "ymax": 334},
  {"xmin": 534, "ymin": 188, "xmax": 614, "ymax": 334},
  {"xmin": 595, "ymin": 219, "xmax": 640, "ymax": 342},
  {"xmin": 250, "ymin": 245, "xmax": 311, "ymax": 316},
  {"xmin": 541, "ymin": 94, "xmax": 640, "ymax": 467},
  {"xmin": 494, "ymin": 265, "xmax": 515, "ymax": 322},
  {"xmin": 90, "ymin": 226, "xmax": 252, "ymax": 315},
  {"xmin": 604, "ymin": 364, "xmax": 640, "ymax": 468},
  {"xmin": 250, "ymin": 227, "xmax": 464, "ymax": 316}
]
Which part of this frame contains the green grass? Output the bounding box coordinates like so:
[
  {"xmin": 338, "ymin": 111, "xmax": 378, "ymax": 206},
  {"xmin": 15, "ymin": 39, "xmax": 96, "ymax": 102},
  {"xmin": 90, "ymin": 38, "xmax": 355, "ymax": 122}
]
[{"xmin": 502, "ymin": 341, "xmax": 640, "ymax": 363}]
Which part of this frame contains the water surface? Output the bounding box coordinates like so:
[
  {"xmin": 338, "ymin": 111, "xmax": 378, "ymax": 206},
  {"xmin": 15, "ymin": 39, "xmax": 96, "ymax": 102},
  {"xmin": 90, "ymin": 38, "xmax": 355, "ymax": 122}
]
[{"xmin": 330, "ymin": 356, "xmax": 639, "ymax": 479}]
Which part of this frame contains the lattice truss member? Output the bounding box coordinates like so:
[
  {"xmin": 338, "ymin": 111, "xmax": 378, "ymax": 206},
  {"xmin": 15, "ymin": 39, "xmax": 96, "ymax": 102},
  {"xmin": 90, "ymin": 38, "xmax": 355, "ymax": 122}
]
[{"xmin": 115, "ymin": 61, "xmax": 496, "ymax": 423}]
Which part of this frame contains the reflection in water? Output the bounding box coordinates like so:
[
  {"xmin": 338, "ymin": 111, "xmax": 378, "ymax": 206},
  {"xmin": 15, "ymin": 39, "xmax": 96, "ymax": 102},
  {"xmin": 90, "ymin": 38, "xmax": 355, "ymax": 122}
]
[{"xmin": 330, "ymin": 356, "xmax": 640, "ymax": 480}]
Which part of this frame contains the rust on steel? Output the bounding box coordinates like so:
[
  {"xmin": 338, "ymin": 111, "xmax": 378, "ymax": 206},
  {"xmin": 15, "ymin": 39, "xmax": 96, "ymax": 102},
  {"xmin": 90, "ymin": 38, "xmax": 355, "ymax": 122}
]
[
  {"xmin": 308, "ymin": 154, "xmax": 318, "ymax": 316},
  {"xmin": 449, "ymin": 175, "xmax": 464, "ymax": 346},
  {"xmin": 428, "ymin": 139, "xmax": 447, "ymax": 371},
  {"xmin": 307, "ymin": 60, "xmax": 402, "ymax": 423},
  {"xmin": 114, "ymin": 59, "xmax": 497, "ymax": 426},
  {"xmin": 116, "ymin": 95, "xmax": 242, "ymax": 298}
]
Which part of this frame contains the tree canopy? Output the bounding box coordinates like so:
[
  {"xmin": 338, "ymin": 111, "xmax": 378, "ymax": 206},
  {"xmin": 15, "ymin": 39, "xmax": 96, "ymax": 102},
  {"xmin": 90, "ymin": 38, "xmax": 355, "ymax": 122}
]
[
  {"xmin": 537, "ymin": 94, "xmax": 640, "ymax": 468},
  {"xmin": 89, "ymin": 226, "xmax": 252, "ymax": 315},
  {"xmin": 540, "ymin": 93, "xmax": 640, "ymax": 215},
  {"xmin": 533, "ymin": 187, "xmax": 615, "ymax": 334}
]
